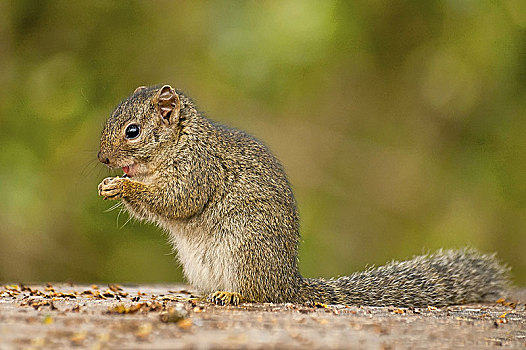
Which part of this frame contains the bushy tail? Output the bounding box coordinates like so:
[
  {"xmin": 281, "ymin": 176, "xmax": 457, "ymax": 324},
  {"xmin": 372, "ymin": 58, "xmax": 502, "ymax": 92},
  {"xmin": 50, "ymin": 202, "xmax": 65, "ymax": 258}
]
[{"xmin": 300, "ymin": 249, "xmax": 510, "ymax": 307}]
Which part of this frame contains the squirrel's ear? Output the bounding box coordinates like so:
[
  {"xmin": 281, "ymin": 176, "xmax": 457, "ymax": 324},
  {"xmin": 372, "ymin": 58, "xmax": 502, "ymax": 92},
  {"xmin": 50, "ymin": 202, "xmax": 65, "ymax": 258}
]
[
  {"xmin": 133, "ymin": 86, "xmax": 147, "ymax": 94},
  {"xmin": 155, "ymin": 85, "xmax": 180, "ymax": 125}
]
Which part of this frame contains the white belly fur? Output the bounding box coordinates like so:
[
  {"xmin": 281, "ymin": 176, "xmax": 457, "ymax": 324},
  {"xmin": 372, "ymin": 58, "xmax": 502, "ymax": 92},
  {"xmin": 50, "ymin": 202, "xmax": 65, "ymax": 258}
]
[
  {"xmin": 167, "ymin": 224, "xmax": 237, "ymax": 294},
  {"xmin": 123, "ymin": 201, "xmax": 237, "ymax": 294}
]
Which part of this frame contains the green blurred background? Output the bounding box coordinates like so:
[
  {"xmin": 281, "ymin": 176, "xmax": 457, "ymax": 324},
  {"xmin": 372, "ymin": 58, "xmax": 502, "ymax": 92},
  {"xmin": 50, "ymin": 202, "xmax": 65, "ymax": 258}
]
[{"xmin": 0, "ymin": 1, "xmax": 525, "ymax": 285}]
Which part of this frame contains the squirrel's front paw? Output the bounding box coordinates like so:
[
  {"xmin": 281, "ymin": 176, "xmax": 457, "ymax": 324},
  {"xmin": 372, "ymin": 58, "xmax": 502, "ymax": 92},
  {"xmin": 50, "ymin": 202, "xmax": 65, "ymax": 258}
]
[
  {"xmin": 207, "ymin": 291, "xmax": 243, "ymax": 306},
  {"xmin": 98, "ymin": 177, "xmax": 126, "ymax": 200}
]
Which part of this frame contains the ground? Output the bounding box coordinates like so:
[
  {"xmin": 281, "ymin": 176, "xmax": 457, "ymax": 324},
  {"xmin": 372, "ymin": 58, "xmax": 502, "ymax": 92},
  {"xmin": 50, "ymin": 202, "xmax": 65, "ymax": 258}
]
[{"xmin": 0, "ymin": 284, "xmax": 524, "ymax": 349}]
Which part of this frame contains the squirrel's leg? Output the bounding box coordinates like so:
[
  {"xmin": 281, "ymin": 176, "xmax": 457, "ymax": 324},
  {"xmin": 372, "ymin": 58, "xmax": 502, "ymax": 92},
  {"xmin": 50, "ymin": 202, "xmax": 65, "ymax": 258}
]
[
  {"xmin": 98, "ymin": 176, "xmax": 207, "ymax": 219},
  {"xmin": 207, "ymin": 291, "xmax": 244, "ymax": 306}
]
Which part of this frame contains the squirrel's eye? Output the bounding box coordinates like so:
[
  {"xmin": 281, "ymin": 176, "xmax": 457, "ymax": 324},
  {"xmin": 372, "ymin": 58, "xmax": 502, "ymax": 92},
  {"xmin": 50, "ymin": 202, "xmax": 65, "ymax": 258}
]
[{"xmin": 125, "ymin": 124, "xmax": 140, "ymax": 139}]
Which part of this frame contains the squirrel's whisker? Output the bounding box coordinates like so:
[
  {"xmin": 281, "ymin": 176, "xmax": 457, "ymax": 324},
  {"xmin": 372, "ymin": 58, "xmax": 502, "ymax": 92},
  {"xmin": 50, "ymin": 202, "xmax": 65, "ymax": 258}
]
[
  {"xmin": 105, "ymin": 202, "xmax": 123, "ymax": 213},
  {"xmin": 120, "ymin": 213, "xmax": 133, "ymax": 229}
]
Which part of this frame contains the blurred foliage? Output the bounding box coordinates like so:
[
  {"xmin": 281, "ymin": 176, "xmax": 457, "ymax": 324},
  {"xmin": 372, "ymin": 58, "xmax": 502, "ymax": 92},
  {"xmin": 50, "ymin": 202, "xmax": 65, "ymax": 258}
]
[{"xmin": 0, "ymin": 0, "xmax": 525, "ymax": 285}]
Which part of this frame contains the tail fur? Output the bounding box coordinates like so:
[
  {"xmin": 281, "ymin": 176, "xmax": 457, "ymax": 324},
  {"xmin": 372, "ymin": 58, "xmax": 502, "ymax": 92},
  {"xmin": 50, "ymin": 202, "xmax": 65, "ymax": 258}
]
[{"xmin": 300, "ymin": 248, "xmax": 510, "ymax": 307}]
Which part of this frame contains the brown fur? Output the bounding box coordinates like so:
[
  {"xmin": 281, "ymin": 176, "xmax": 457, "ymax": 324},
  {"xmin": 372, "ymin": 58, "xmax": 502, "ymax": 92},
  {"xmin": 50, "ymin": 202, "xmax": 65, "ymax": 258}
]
[{"xmin": 98, "ymin": 85, "xmax": 510, "ymax": 307}]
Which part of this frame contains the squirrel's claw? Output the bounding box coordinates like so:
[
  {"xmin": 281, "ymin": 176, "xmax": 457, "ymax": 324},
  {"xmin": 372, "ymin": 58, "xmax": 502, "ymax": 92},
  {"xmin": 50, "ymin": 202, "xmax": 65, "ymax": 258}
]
[{"xmin": 207, "ymin": 291, "xmax": 243, "ymax": 306}]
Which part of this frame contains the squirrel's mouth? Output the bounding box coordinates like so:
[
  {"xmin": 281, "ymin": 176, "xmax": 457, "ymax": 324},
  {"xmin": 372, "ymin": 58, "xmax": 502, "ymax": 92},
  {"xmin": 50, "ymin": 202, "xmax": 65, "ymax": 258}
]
[{"xmin": 122, "ymin": 163, "xmax": 137, "ymax": 177}]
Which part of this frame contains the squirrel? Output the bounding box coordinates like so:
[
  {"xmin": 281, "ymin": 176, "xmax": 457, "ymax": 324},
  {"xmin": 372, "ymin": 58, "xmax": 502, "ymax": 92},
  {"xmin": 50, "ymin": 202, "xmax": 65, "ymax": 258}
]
[{"xmin": 98, "ymin": 84, "xmax": 510, "ymax": 307}]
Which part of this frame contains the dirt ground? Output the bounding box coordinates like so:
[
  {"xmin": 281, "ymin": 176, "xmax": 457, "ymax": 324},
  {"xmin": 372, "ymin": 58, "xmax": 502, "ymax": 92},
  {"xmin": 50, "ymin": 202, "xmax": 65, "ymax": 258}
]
[{"xmin": 0, "ymin": 284, "xmax": 524, "ymax": 349}]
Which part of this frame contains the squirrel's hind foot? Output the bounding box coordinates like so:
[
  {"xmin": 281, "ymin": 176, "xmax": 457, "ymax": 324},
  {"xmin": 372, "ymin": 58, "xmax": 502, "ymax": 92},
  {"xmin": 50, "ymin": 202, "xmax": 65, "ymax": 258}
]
[{"xmin": 207, "ymin": 291, "xmax": 243, "ymax": 306}]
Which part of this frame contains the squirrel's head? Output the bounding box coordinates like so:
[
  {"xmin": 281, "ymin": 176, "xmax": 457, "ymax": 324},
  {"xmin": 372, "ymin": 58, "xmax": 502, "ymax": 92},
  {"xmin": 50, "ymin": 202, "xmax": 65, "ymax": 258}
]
[{"xmin": 98, "ymin": 84, "xmax": 183, "ymax": 178}]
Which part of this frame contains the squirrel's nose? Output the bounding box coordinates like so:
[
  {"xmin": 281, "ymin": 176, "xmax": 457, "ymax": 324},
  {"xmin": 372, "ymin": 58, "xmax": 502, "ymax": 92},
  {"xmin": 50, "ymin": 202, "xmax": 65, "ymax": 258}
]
[{"xmin": 98, "ymin": 151, "xmax": 110, "ymax": 165}]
